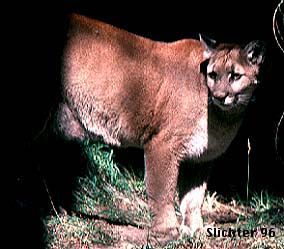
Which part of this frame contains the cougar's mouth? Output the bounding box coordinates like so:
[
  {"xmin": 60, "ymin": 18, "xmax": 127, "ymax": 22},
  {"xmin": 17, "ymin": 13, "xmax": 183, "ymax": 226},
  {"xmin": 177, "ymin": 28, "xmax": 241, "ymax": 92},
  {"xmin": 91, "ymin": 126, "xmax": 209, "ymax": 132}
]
[{"xmin": 208, "ymin": 93, "xmax": 238, "ymax": 110}]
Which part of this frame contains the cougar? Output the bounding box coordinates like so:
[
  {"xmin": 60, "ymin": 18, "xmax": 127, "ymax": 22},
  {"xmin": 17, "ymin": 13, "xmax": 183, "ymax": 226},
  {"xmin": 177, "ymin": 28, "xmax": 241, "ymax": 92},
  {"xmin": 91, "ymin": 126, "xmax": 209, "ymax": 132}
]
[{"xmin": 56, "ymin": 13, "xmax": 265, "ymax": 237}]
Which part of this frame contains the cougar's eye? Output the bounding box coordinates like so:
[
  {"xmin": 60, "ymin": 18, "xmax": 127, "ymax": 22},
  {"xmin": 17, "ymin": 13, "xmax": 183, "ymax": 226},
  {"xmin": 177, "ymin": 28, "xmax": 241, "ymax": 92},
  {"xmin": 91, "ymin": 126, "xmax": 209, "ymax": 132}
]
[
  {"xmin": 230, "ymin": 72, "xmax": 242, "ymax": 81},
  {"xmin": 207, "ymin": 71, "xmax": 217, "ymax": 80}
]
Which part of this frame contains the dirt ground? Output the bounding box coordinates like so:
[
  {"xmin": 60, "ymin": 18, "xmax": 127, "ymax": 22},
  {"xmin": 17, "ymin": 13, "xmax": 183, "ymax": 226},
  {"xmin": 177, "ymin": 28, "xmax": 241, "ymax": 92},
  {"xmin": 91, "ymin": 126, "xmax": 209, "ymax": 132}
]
[{"xmin": 44, "ymin": 193, "xmax": 284, "ymax": 248}]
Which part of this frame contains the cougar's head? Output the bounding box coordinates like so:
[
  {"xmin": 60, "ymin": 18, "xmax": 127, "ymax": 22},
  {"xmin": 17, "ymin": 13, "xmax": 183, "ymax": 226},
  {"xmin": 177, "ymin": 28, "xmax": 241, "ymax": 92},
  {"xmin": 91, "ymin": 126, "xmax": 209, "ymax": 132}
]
[{"xmin": 200, "ymin": 35, "xmax": 266, "ymax": 111}]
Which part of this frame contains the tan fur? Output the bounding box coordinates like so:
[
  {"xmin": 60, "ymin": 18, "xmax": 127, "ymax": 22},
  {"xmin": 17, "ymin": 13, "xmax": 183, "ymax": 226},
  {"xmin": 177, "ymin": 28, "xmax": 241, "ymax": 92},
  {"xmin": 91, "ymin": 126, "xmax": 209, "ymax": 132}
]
[{"xmin": 57, "ymin": 13, "xmax": 265, "ymax": 238}]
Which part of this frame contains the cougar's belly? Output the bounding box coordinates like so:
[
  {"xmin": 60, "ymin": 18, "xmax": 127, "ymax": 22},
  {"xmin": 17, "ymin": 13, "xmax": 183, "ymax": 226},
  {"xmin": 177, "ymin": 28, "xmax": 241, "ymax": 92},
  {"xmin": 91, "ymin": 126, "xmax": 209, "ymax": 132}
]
[
  {"xmin": 72, "ymin": 100, "xmax": 143, "ymax": 147},
  {"xmin": 77, "ymin": 103, "xmax": 140, "ymax": 147}
]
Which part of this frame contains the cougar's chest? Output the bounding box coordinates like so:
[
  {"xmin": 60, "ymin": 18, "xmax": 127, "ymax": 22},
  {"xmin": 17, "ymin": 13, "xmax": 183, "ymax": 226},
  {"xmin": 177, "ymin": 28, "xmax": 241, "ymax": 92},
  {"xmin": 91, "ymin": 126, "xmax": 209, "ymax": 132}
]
[
  {"xmin": 185, "ymin": 110, "xmax": 240, "ymax": 162},
  {"xmin": 185, "ymin": 114, "xmax": 208, "ymax": 158}
]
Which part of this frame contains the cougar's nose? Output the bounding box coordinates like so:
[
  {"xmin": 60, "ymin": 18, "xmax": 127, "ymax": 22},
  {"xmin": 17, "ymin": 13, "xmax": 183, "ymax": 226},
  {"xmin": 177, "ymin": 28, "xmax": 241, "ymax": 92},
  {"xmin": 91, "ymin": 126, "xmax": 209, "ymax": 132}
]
[{"xmin": 212, "ymin": 91, "xmax": 228, "ymax": 103}]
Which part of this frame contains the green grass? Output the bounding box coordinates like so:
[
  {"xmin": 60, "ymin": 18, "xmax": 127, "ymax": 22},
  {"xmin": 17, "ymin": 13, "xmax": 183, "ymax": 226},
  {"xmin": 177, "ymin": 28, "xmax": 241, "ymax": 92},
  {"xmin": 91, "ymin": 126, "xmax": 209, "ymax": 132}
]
[
  {"xmin": 218, "ymin": 191, "xmax": 283, "ymax": 249},
  {"xmin": 43, "ymin": 213, "xmax": 115, "ymax": 248},
  {"xmin": 43, "ymin": 140, "xmax": 151, "ymax": 248},
  {"xmin": 43, "ymin": 141, "xmax": 284, "ymax": 248},
  {"xmin": 72, "ymin": 141, "xmax": 150, "ymax": 227}
]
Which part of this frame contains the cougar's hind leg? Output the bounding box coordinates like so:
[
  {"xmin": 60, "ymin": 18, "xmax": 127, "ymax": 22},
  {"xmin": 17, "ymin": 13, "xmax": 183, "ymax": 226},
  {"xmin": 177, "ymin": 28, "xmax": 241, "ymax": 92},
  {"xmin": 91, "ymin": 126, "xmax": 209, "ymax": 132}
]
[{"xmin": 56, "ymin": 103, "xmax": 87, "ymax": 142}]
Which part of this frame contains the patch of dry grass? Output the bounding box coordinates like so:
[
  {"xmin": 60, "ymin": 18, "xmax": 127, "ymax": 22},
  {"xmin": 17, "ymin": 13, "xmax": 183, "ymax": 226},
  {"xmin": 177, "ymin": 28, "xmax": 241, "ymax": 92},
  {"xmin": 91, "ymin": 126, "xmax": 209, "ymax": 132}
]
[{"xmin": 43, "ymin": 142, "xmax": 284, "ymax": 248}]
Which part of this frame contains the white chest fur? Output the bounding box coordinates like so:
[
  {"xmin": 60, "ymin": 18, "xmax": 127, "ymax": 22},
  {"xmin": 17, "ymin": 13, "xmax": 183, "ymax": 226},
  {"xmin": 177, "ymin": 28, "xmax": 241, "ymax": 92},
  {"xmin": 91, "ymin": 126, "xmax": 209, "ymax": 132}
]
[
  {"xmin": 184, "ymin": 111, "xmax": 242, "ymax": 162},
  {"xmin": 185, "ymin": 115, "xmax": 208, "ymax": 159}
]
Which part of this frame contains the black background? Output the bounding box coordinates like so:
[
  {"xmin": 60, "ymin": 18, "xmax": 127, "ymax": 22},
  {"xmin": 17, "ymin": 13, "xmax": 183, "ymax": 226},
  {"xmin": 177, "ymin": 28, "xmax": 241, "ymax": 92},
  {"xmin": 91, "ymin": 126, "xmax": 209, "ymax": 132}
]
[{"xmin": 11, "ymin": 1, "xmax": 284, "ymax": 248}]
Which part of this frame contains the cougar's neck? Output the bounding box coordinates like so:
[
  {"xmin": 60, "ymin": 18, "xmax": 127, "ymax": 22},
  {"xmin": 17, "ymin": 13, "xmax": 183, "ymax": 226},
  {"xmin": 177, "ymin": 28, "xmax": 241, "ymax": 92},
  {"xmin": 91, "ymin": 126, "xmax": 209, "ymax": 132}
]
[
  {"xmin": 200, "ymin": 101, "xmax": 248, "ymax": 162},
  {"xmin": 208, "ymin": 102, "xmax": 247, "ymax": 126}
]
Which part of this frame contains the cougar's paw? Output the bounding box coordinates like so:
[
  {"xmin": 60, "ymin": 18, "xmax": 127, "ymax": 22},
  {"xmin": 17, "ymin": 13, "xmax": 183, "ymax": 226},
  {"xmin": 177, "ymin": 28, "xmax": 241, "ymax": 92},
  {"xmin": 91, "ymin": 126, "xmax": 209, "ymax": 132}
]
[
  {"xmin": 180, "ymin": 224, "xmax": 203, "ymax": 238},
  {"xmin": 149, "ymin": 225, "xmax": 180, "ymax": 246},
  {"xmin": 180, "ymin": 217, "xmax": 204, "ymax": 238},
  {"xmin": 152, "ymin": 211, "xmax": 179, "ymax": 236},
  {"xmin": 152, "ymin": 225, "xmax": 179, "ymax": 238}
]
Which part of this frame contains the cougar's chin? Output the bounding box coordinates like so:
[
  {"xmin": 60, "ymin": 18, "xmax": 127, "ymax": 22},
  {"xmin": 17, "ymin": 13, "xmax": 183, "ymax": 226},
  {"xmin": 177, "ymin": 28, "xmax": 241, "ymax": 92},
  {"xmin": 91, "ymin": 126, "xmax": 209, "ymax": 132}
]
[
  {"xmin": 209, "ymin": 94, "xmax": 237, "ymax": 111},
  {"xmin": 209, "ymin": 92, "xmax": 253, "ymax": 111}
]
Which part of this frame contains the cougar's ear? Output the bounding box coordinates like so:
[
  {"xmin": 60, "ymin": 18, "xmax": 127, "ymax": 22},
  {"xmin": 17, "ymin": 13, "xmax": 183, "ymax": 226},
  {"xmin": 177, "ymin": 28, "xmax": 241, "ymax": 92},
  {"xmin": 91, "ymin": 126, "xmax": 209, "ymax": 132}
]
[
  {"xmin": 199, "ymin": 34, "xmax": 217, "ymax": 59},
  {"xmin": 244, "ymin": 40, "xmax": 266, "ymax": 65}
]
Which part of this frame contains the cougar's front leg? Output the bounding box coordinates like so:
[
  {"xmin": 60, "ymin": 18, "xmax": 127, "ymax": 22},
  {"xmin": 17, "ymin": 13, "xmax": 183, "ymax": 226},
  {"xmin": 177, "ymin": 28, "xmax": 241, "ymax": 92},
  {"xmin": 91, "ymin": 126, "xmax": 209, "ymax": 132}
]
[
  {"xmin": 180, "ymin": 182, "xmax": 207, "ymax": 236},
  {"xmin": 178, "ymin": 164, "xmax": 210, "ymax": 236},
  {"xmin": 144, "ymin": 136, "xmax": 180, "ymax": 236}
]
